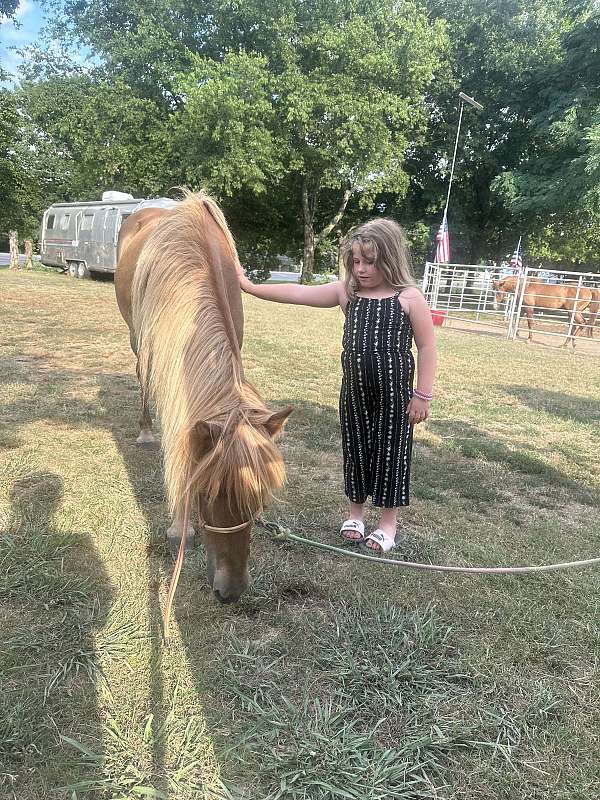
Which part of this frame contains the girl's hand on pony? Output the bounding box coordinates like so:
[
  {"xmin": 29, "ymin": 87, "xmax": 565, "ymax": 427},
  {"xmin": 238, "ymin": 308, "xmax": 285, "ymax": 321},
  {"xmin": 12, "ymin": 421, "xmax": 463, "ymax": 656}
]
[
  {"xmin": 407, "ymin": 396, "xmax": 430, "ymax": 424},
  {"xmin": 237, "ymin": 264, "xmax": 254, "ymax": 294}
]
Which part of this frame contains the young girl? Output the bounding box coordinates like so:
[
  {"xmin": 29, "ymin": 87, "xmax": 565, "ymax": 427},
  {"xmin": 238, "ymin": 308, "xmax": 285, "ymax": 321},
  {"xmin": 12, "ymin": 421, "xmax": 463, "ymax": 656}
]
[{"xmin": 237, "ymin": 219, "xmax": 437, "ymax": 553}]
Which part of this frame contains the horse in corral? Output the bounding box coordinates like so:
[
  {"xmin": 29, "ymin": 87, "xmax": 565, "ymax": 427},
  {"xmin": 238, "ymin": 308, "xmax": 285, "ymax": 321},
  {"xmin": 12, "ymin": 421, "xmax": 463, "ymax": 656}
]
[
  {"xmin": 492, "ymin": 276, "xmax": 594, "ymax": 347},
  {"xmin": 114, "ymin": 190, "xmax": 292, "ymax": 607},
  {"xmin": 587, "ymin": 286, "xmax": 600, "ymax": 337}
]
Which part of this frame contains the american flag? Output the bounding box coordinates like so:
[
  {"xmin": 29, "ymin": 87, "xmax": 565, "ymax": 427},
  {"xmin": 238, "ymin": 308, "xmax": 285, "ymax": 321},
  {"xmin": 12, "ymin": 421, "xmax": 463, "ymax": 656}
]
[
  {"xmin": 435, "ymin": 218, "xmax": 450, "ymax": 263},
  {"xmin": 510, "ymin": 237, "xmax": 523, "ymax": 272}
]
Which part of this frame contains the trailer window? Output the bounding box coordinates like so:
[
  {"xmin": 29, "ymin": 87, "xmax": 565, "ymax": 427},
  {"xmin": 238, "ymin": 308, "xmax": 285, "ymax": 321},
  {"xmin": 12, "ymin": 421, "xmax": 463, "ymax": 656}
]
[
  {"xmin": 46, "ymin": 215, "xmax": 55, "ymax": 229},
  {"xmin": 80, "ymin": 215, "xmax": 94, "ymax": 231},
  {"xmin": 59, "ymin": 214, "xmax": 71, "ymax": 230}
]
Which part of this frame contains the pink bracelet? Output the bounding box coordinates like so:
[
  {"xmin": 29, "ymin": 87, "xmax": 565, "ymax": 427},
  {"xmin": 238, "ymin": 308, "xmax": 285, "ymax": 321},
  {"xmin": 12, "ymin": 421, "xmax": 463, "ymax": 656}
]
[{"xmin": 413, "ymin": 389, "xmax": 433, "ymax": 401}]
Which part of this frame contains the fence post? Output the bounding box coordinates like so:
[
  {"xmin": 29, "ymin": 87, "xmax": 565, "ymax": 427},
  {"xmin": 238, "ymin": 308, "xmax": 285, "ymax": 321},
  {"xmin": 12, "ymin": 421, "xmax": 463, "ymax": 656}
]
[
  {"xmin": 566, "ymin": 275, "xmax": 584, "ymax": 343},
  {"xmin": 422, "ymin": 261, "xmax": 430, "ymax": 295},
  {"xmin": 511, "ymin": 267, "xmax": 529, "ymax": 340},
  {"xmin": 24, "ymin": 239, "xmax": 34, "ymax": 270},
  {"xmin": 9, "ymin": 230, "xmax": 20, "ymax": 270}
]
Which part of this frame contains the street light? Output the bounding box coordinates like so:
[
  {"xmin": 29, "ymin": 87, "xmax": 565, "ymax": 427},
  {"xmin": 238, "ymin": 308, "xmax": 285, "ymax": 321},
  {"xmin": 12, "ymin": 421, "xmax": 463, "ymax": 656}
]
[
  {"xmin": 442, "ymin": 91, "xmax": 484, "ymax": 227},
  {"xmin": 458, "ymin": 91, "xmax": 484, "ymax": 111}
]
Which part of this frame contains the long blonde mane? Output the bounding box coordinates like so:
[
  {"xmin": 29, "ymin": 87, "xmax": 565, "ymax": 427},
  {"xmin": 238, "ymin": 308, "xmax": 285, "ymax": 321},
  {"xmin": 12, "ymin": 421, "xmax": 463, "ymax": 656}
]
[{"xmin": 131, "ymin": 191, "xmax": 285, "ymax": 522}]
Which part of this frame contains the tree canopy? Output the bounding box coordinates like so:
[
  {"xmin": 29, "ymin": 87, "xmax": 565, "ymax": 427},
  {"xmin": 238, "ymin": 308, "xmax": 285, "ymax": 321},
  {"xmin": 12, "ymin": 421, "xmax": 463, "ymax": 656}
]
[{"xmin": 2, "ymin": 0, "xmax": 599, "ymax": 272}]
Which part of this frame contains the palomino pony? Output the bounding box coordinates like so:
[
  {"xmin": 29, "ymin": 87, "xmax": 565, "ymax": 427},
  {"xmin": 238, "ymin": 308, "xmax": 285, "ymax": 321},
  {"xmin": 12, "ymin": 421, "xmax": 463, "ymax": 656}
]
[
  {"xmin": 492, "ymin": 276, "xmax": 595, "ymax": 347},
  {"xmin": 115, "ymin": 191, "xmax": 292, "ymax": 609}
]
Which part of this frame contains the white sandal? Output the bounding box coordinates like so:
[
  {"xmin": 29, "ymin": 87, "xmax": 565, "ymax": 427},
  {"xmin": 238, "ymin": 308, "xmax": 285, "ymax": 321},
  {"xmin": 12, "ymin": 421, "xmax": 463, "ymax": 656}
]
[
  {"xmin": 363, "ymin": 528, "xmax": 396, "ymax": 554},
  {"xmin": 340, "ymin": 518, "xmax": 365, "ymax": 543}
]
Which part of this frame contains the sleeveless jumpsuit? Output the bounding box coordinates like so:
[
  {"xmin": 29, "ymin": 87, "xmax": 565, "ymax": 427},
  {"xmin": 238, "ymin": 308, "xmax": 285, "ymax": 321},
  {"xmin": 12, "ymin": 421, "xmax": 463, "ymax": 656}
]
[{"xmin": 340, "ymin": 292, "xmax": 414, "ymax": 508}]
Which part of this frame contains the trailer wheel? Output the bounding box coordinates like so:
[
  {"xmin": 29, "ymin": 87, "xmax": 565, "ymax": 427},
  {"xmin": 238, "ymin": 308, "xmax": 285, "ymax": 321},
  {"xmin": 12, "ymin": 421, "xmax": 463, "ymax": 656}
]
[
  {"xmin": 77, "ymin": 262, "xmax": 91, "ymax": 279},
  {"xmin": 68, "ymin": 262, "xmax": 78, "ymax": 277}
]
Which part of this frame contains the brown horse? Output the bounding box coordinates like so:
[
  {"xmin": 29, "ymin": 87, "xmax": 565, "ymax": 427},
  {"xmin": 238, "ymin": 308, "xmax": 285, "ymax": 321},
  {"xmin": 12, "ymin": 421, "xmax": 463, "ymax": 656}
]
[
  {"xmin": 492, "ymin": 276, "xmax": 594, "ymax": 347},
  {"xmin": 587, "ymin": 287, "xmax": 600, "ymax": 337},
  {"xmin": 115, "ymin": 191, "xmax": 292, "ymax": 603}
]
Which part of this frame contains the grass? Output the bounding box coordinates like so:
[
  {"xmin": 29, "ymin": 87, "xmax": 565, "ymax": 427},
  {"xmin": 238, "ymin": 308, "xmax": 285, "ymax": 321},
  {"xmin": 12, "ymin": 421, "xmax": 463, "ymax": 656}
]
[{"xmin": 0, "ymin": 268, "xmax": 599, "ymax": 799}]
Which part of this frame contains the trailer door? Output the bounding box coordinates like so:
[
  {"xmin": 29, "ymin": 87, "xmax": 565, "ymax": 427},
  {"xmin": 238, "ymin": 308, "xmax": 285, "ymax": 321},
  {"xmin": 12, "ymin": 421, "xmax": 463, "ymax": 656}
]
[
  {"xmin": 89, "ymin": 208, "xmax": 106, "ymax": 269},
  {"xmin": 104, "ymin": 207, "xmax": 121, "ymax": 271}
]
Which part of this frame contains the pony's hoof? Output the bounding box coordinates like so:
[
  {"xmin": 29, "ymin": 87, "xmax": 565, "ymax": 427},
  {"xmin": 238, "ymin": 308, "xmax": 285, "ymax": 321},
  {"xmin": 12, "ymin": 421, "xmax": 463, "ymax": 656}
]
[
  {"xmin": 166, "ymin": 523, "xmax": 196, "ymax": 559},
  {"xmin": 136, "ymin": 430, "xmax": 156, "ymax": 445}
]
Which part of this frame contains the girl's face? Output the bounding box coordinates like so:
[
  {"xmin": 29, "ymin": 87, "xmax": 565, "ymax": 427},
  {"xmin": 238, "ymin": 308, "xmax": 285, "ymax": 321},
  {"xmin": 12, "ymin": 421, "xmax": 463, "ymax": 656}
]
[{"xmin": 352, "ymin": 242, "xmax": 385, "ymax": 289}]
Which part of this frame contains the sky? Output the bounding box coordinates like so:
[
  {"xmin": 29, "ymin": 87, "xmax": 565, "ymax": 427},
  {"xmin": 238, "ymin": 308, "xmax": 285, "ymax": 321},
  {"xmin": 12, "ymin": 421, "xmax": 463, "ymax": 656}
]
[{"xmin": 1, "ymin": 0, "xmax": 48, "ymax": 82}]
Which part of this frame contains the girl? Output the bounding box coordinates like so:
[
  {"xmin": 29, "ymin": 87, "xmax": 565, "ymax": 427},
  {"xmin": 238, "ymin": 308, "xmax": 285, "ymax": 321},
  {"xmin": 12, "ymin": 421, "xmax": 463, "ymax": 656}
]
[{"xmin": 237, "ymin": 219, "xmax": 437, "ymax": 553}]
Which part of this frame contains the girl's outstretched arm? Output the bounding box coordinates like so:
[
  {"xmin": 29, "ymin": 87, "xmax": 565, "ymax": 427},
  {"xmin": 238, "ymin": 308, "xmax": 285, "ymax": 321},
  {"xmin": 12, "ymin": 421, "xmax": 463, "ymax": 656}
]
[{"xmin": 238, "ymin": 266, "xmax": 344, "ymax": 308}]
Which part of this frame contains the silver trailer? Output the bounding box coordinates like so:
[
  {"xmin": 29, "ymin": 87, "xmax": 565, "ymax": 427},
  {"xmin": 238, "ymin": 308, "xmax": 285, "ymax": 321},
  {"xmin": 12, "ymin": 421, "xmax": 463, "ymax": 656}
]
[{"xmin": 39, "ymin": 191, "xmax": 178, "ymax": 278}]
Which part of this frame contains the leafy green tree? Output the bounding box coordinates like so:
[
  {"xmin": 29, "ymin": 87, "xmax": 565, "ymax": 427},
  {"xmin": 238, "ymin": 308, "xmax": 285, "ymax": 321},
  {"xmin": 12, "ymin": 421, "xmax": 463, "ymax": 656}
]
[
  {"xmin": 20, "ymin": 70, "xmax": 170, "ymax": 200},
  {"xmin": 45, "ymin": 0, "xmax": 447, "ymax": 280},
  {"xmin": 403, "ymin": 0, "xmax": 578, "ymax": 264},
  {"xmin": 0, "ymin": 88, "xmax": 67, "ymax": 245},
  {"xmin": 491, "ymin": 7, "xmax": 600, "ymax": 267},
  {"xmin": 168, "ymin": 2, "xmax": 447, "ymax": 280}
]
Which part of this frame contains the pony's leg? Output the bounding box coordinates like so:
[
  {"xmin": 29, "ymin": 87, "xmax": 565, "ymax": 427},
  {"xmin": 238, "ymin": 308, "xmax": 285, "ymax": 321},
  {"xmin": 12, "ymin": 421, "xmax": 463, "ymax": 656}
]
[
  {"xmin": 562, "ymin": 308, "xmax": 584, "ymax": 348},
  {"xmin": 525, "ymin": 306, "xmax": 534, "ymax": 342},
  {"xmin": 128, "ymin": 331, "xmax": 156, "ymax": 443},
  {"xmin": 134, "ymin": 352, "xmax": 156, "ymax": 444},
  {"xmin": 569, "ymin": 311, "xmax": 587, "ymax": 349}
]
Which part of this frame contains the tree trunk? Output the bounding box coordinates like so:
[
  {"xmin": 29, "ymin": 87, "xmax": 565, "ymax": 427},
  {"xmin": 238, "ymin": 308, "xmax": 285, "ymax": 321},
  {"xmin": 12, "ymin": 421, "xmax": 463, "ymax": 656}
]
[
  {"xmin": 301, "ymin": 183, "xmax": 353, "ymax": 284},
  {"xmin": 24, "ymin": 239, "xmax": 34, "ymax": 270},
  {"xmin": 301, "ymin": 182, "xmax": 315, "ymax": 284},
  {"xmin": 9, "ymin": 231, "xmax": 20, "ymax": 270},
  {"xmin": 302, "ymin": 224, "xmax": 315, "ymax": 284}
]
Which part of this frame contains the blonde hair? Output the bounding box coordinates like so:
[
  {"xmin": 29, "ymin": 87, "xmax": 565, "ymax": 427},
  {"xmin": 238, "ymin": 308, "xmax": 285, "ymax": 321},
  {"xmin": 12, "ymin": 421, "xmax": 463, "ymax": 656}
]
[
  {"xmin": 341, "ymin": 218, "xmax": 416, "ymax": 298},
  {"xmin": 131, "ymin": 190, "xmax": 286, "ymax": 522}
]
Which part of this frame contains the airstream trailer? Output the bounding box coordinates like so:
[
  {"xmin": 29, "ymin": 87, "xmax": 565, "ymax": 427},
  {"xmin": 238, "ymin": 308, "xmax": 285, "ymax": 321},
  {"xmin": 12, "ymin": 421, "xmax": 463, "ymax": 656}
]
[{"xmin": 39, "ymin": 191, "xmax": 178, "ymax": 278}]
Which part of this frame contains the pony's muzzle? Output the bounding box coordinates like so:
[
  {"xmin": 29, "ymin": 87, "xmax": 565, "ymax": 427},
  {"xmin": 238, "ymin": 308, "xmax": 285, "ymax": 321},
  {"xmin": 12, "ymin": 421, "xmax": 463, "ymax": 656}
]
[{"xmin": 212, "ymin": 569, "xmax": 249, "ymax": 603}]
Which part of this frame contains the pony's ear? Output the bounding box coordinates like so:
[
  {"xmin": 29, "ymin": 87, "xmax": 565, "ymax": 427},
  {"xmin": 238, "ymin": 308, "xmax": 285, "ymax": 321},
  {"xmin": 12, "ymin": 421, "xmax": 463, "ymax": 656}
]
[
  {"xmin": 194, "ymin": 420, "xmax": 221, "ymax": 447},
  {"xmin": 264, "ymin": 406, "xmax": 293, "ymax": 438}
]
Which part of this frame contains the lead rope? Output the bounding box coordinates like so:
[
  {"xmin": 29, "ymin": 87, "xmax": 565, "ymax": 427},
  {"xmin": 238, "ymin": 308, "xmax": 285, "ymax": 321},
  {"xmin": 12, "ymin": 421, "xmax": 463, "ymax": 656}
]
[
  {"xmin": 255, "ymin": 518, "xmax": 600, "ymax": 575},
  {"xmin": 163, "ymin": 491, "xmax": 191, "ymax": 645}
]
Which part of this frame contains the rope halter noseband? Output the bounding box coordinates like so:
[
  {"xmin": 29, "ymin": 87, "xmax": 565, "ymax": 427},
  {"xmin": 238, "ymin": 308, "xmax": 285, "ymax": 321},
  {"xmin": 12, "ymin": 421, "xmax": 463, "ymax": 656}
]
[{"xmin": 203, "ymin": 520, "xmax": 253, "ymax": 534}]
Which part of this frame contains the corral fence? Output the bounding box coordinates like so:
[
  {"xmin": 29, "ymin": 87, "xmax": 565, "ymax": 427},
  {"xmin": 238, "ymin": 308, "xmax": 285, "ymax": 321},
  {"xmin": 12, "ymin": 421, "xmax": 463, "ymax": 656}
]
[{"xmin": 422, "ymin": 262, "xmax": 600, "ymax": 350}]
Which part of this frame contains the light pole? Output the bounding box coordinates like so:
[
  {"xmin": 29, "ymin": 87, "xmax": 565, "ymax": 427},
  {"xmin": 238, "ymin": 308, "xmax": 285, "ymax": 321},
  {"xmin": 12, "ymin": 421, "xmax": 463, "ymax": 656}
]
[{"xmin": 441, "ymin": 91, "xmax": 484, "ymax": 229}]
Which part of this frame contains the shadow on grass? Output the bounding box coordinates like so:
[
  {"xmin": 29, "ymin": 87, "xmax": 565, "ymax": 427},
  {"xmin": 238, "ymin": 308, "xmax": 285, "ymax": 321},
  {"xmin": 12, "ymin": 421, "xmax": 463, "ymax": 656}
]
[
  {"xmin": 503, "ymin": 384, "xmax": 600, "ymax": 426},
  {"xmin": 428, "ymin": 417, "xmax": 599, "ymax": 509},
  {"xmin": 0, "ymin": 471, "xmax": 114, "ymax": 798}
]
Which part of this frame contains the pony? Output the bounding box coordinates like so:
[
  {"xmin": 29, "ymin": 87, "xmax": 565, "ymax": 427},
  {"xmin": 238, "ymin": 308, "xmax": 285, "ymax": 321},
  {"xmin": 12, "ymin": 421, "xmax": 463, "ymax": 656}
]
[
  {"xmin": 114, "ymin": 191, "xmax": 292, "ymax": 604},
  {"xmin": 492, "ymin": 276, "xmax": 594, "ymax": 347}
]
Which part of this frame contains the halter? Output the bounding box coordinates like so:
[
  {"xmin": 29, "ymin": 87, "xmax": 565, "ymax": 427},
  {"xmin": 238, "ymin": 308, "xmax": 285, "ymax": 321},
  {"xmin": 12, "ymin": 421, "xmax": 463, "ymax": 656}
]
[
  {"xmin": 163, "ymin": 513, "xmax": 255, "ymax": 644},
  {"xmin": 203, "ymin": 519, "xmax": 252, "ymax": 534}
]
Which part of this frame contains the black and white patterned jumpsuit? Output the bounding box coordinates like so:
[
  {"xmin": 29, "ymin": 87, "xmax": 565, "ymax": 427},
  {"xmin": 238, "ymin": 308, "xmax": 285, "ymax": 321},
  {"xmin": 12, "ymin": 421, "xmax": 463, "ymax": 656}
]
[{"xmin": 340, "ymin": 292, "xmax": 414, "ymax": 508}]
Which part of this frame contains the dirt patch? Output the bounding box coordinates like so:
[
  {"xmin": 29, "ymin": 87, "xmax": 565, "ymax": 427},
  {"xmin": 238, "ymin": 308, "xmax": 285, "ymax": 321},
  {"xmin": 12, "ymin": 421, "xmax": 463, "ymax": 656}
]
[{"xmin": 441, "ymin": 315, "xmax": 600, "ymax": 356}]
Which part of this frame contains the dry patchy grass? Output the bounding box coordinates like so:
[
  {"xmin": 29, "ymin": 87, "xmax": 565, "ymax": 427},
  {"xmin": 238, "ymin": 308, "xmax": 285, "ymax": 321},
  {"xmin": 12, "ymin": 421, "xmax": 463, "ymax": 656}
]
[{"xmin": 1, "ymin": 268, "xmax": 599, "ymax": 799}]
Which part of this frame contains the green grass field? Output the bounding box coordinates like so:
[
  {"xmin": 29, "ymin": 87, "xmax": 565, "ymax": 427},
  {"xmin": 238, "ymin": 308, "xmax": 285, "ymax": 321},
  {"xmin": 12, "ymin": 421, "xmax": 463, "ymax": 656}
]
[{"xmin": 1, "ymin": 268, "xmax": 599, "ymax": 799}]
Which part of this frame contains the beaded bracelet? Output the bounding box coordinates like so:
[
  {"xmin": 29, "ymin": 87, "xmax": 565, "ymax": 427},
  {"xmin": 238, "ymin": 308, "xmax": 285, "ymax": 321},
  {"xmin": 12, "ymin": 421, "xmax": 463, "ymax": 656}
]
[{"xmin": 413, "ymin": 389, "xmax": 433, "ymax": 402}]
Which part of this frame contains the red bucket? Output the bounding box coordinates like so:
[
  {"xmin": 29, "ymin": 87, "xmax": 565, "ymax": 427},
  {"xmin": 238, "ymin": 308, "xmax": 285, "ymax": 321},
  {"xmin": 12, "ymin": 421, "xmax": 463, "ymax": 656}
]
[{"xmin": 431, "ymin": 309, "xmax": 446, "ymax": 327}]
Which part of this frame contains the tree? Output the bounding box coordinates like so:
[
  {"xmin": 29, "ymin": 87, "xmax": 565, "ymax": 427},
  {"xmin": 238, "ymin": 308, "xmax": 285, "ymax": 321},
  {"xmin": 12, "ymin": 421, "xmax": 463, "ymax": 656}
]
[
  {"xmin": 19, "ymin": 70, "xmax": 170, "ymax": 200},
  {"xmin": 491, "ymin": 6, "xmax": 600, "ymax": 267},
  {"xmin": 43, "ymin": 0, "xmax": 447, "ymax": 281},
  {"xmin": 169, "ymin": 2, "xmax": 447, "ymax": 280},
  {"xmin": 403, "ymin": 0, "xmax": 579, "ymax": 264}
]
